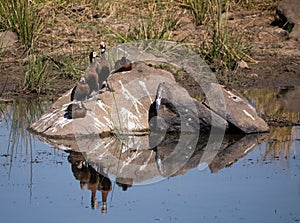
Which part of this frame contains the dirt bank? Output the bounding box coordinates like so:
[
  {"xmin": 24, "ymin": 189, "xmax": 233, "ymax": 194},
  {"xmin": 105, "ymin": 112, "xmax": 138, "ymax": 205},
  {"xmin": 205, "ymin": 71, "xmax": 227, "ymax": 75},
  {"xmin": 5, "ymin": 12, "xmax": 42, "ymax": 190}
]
[{"xmin": 0, "ymin": 1, "xmax": 299, "ymax": 100}]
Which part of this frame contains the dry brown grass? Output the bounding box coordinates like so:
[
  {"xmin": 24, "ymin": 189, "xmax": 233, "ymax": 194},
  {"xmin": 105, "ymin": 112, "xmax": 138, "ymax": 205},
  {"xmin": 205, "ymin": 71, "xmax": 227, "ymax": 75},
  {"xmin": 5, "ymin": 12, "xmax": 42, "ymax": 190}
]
[{"xmin": 0, "ymin": 0, "xmax": 281, "ymax": 95}]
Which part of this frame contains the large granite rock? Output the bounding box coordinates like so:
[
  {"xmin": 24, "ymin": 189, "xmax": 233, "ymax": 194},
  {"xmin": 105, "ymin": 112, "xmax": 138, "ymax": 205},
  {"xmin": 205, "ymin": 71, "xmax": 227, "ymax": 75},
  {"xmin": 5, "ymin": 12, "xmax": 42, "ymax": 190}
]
[
  {"xmin": 29, "ymin": 64, "xmax": 269, "ymax": 138},
  {"xmin": 277, "ymin": 0, "xmax": 300, "ymax": 40},
  {"xmin": 204, "ymin": 84, "xmax": 270, "ymax": 134},
  {"xmin": 29, "ymin": 62, "xmax": 230, "ymax": 138}
]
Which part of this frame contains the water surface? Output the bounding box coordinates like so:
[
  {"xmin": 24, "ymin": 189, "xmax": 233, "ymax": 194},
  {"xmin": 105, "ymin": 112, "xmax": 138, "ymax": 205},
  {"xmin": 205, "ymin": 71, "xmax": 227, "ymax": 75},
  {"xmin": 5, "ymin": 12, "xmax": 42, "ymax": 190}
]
[{"xmin": 0, "ymin": 91, "xmax": 300, "ymax": 223}]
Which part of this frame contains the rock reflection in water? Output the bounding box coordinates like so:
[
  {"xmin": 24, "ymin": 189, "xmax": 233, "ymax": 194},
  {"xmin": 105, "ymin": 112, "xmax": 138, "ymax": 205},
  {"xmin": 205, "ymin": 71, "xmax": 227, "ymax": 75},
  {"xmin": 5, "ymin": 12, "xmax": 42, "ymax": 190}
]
[
  {"xmin": 42, "ymin": 131, "xmax": 267, "ymax": 195},
  {"xmin": 276, "ymin": 86, "xmax": 300, "ymax": 113},
  {"xmin": 241, "ymin": 86, "xmax": 300, "ymax": 125}
]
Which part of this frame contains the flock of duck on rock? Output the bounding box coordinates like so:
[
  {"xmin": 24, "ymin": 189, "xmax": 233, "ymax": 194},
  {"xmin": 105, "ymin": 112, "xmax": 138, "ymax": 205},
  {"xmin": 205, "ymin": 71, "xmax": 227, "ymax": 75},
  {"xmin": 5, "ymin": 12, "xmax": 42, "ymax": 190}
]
[{"xmin": 66, "ymin": 42, "xmax": 132, "ymax": 119}]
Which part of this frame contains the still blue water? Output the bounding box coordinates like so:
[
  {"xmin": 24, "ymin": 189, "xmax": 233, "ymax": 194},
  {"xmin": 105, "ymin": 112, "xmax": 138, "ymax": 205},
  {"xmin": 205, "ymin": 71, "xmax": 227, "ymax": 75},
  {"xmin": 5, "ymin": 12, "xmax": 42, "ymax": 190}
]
[{"xmin": 0, "ymin": 101, "xmax": 300, "ymax": 223}]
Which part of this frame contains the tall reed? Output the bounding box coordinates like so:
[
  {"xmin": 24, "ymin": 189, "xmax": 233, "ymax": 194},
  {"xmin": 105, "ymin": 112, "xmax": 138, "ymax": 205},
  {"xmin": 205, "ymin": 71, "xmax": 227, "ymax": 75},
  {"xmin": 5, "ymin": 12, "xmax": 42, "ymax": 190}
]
[
  {"xmin": 109, "ymin": 0, "xmax": 181, "ymax": 42},
  {"xmin": 182, "ymin": 0, "xmax": 252, "ymax": 83},
  {"xmin": 23, "ymin": 51, "xmax": 49, "ymax": 94},
  {"xmin": 0, "ymin": 0, "xmax": 42, "ymax": 49}
]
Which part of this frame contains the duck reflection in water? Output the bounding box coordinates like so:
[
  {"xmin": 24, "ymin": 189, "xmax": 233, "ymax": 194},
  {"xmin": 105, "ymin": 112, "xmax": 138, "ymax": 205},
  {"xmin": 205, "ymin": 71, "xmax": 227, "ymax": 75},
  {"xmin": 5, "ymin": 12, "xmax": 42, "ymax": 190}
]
[
  {"xmin": 67, "ymin": 151, "xmax": 112, "ymax": 213},
  {"xmin": 116, "ymin": 177, "xmax": 133, "ymax": 191},
  {"xmin": 67, "ymin": 151, "xmax": 134, "ymax": 213}
]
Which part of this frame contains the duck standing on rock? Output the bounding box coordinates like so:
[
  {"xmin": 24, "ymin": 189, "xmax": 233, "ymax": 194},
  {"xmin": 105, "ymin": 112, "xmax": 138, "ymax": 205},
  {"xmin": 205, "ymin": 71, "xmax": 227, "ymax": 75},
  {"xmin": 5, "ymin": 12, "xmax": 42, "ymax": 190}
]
[
  {"xmin": 85, "ymin": 51, "xmax": 100, "ymax": 94},
  {"xmin": 97, "ymin": 42, "xmax": 113, "ymax": 92},
  {"xmin": 71, "ymin": 76, "xmax": 90, "ymax": 101}
]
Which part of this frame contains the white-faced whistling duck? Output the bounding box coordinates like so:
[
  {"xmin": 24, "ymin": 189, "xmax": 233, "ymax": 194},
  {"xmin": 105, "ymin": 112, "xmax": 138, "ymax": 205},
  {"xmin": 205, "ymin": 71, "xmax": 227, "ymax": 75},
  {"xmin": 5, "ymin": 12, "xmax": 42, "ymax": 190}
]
[
  {"xmin": 85, "ymin": 51, "xmax": 100, "ymax": 94},
  {"xmin": 71, "ymin": 76, "xmax": 90, "ymax": 101},
  {"xmin": 97, "ymin": 42, "xmax": 114, "ymax": 92}
]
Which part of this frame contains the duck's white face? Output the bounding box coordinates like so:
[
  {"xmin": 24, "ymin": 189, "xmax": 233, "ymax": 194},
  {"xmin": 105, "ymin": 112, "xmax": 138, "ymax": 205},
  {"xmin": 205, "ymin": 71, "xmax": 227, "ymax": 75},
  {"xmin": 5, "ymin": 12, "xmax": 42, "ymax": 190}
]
[
  {"xmin": 92, "ymin": 51, "xmax": 98, "ymax": 58},
  {"xmin": 100, "ymin": 42, "xmax": 106, "ymax": 53},
  {"xmin": 89, "ymin": 51, "xmax": 98, "ymax": 63},
  {"xmin": 79, "ymin": 76, "xmax": 86, "ymax": 83}
]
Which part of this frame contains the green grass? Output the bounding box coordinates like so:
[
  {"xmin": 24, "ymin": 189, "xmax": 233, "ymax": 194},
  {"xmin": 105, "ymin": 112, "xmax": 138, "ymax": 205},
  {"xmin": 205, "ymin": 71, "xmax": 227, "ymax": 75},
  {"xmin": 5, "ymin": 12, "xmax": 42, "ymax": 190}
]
[
  {"xmin": 0, "ymin": 43, "xmax": 2, "ymax": 57},
  {"xmin": 22, "ymin": 49, "xmax": 88, "ymax": 95},
  {"xmin": 207, "ymin": 1, "xmax": 251, "ymax": 63},
  {"xmin": 23, "ymin": 51, "xmax": 50, "ymax": 95},
  {"xmin": 108, "ymin": 0, "xmax": 253, "ymax": 83},
  {"xmin": 58, "ymin": 53, "xmax": 84, "ymax": 81},
  {"xmin": 181, "ymin": 0, "xmax": 211, "ymax": 25},
  {"xmin": 0, "ymin": 0, "xmax": 42, "ymax": 49},
  {"xmin": 181, "ymin": 0, "xmax": 252, "ymax": 83},
  {"xmin": 109, "ymin": 0, "xmax": 181, "ymax": 42}
]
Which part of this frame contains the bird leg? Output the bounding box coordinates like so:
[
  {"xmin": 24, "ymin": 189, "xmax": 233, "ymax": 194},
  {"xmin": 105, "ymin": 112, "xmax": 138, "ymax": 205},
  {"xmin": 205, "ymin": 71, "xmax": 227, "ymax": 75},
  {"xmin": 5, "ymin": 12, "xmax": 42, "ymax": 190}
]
[{"xmin": 106, "ymin": 80, "xmax": 114, "ymax": 92}]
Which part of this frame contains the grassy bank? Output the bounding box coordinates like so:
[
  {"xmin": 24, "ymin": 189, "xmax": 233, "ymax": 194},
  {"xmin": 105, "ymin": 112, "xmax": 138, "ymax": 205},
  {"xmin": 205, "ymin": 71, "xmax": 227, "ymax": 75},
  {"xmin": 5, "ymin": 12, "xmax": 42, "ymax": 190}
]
[{"xmin": 0, "ymin": 0, "xmax": 280, "ymax": 97}]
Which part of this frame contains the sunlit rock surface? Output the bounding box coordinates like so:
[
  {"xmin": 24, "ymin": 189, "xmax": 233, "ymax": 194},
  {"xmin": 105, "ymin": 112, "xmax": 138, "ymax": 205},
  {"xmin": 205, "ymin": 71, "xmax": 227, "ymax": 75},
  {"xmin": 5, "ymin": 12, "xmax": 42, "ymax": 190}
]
[
  {"xmin": 30, "ymin": 62, "xmax": 175, "ymax": 138},
  {"xmin": 205, "ymin": 84, "xmax": 270, "ymax": 134}
]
